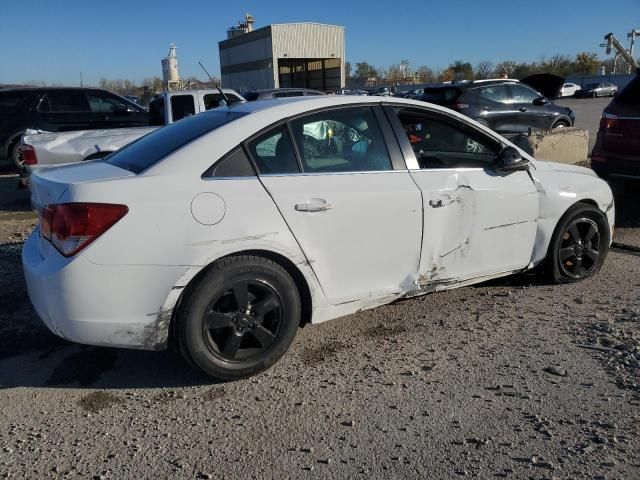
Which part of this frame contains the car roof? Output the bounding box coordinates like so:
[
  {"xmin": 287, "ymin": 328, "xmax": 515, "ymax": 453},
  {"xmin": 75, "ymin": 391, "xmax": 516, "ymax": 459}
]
[{"xmin": 0, "ymin": 86, "xmax": 108, "ymax": 93}]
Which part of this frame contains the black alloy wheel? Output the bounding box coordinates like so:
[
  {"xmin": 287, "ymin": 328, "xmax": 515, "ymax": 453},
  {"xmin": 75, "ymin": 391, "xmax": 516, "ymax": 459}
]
[
  {"xmin": 177, "ymin": 255, "xmax": 301, "ymax": 380},
  {"xmin": 557, "ymin": 217, "xmax": 601, "ymax": 279},
  {"xmin": 546, "ymin": 203, "xmax": 610, "ymax": 283},
  {"xmin": 203, "ymin": 280, "xmax": 283, "ymax": 362}
]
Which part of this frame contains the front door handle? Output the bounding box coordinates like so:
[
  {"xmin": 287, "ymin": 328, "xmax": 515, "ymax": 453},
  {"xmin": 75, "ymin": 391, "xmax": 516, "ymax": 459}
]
[{"xmin": 295, "ymin": 198, "xmax": 333, "ymax": 213}]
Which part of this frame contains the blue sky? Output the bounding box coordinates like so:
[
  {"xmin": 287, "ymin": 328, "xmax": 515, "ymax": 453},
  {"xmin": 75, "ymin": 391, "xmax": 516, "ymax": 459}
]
[{"xmin": 1, "ymin": 0, "xmax": 638, "ymax": 85}]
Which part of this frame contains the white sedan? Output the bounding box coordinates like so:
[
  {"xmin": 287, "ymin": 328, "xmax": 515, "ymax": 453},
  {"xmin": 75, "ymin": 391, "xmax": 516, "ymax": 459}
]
[
  {"xmin": 559, "ymin": 82, "xmax": 581, "ymax": 97},
  {"xmin": 23, "ymin": 96, "xmax": 615, "ymax": 380}
]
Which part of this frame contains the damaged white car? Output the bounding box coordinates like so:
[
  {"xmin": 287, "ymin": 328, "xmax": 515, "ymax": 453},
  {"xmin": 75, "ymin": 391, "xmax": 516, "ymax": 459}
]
[{"xmin": 23, "ymin": 96, "xmax": 614, "ymax": 380}]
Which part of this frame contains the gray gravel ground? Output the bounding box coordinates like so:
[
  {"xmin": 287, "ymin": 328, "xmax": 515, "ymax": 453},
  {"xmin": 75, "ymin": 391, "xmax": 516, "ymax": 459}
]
[{"xmin": 0, "ymin": 174, "xmax": 639, "ymax": 480}]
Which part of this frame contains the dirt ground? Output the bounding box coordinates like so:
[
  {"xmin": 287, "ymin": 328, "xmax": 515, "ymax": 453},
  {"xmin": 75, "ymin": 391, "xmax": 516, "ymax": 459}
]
[{"xmin": 0, "ymin": 173, "xmax": 638, "ymax": 480}]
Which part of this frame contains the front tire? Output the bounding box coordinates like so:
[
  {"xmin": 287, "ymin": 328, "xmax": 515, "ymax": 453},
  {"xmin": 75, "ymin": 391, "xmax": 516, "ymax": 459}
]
[
  {"xmin": 177, "ymin": 255, "xmax": 301, "ymax": 380},
  {"xmin": 545, "ymin": 203, "xmax": 610, "ymax": 284}
]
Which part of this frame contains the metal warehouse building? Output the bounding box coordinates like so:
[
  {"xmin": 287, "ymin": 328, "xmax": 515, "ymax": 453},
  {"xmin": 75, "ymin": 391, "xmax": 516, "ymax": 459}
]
[{"xmin": 219, "ymin": 15, "xmax": 345, "ymax": 93}]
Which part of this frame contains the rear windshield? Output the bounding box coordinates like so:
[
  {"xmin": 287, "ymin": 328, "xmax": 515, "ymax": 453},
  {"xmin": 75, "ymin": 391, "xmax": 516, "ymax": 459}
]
[
  {"xmin": 420, "ymin": 87, "xmax": 462, "ymax": 105},
  {"xmin": 617, "ymin": 76, "xmax": 640, "ymax": 105},
  {"xmin": 0, "ymin": 92, "xmax": 26, "ymax": 112},
  {"xmin": 106, "ymin": 110, "xmax": 246, "ymax": 173}
]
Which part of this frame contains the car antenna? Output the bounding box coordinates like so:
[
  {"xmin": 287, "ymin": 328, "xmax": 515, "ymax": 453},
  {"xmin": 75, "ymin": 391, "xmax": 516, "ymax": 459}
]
[{"xmin": 199, "ymin": 61, "xmax": 230, "ymax": 106}]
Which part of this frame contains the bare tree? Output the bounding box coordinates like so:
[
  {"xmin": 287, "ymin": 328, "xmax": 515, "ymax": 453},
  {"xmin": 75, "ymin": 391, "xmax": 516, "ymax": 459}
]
[{"xmin": 475, "ymin": 61, "xmax": 494, "ymax": 79}]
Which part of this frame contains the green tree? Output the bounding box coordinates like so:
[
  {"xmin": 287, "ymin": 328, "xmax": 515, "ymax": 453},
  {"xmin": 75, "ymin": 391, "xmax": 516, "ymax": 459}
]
[
  {"xmin": 449, "ymin": 60, "xmax": 473, "ymax": 80},
  {"xmin": 345, "ymin": 61, "xmax": 352, "ymax": 78},
  {"xmin": 574, "ymin": 52, "xmax": 600, "ymax": 75}
]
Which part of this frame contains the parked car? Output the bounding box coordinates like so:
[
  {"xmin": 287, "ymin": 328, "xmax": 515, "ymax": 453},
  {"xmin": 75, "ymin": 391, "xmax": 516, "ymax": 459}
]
[
  {"xmin": 575, "ymin": 82, "xmax": 618, "ymax": 98},
  {"xmin": 558, "ymin": 82, "xmax": 581, "ymax": 97},
  {"xmin": 243, "ymin": 88, "xmax": 324, "ymax": 101},
  {"xmin": 417, "ymin": 75, "xmax": 574, "ymax": 134},
  {"xmin": 20, "ymin": 89, "xmax": 244, "ymax": 177},
  {"xmin": 23, "ymin": 96, "xmax": 614, "ymax": 380},
  {"xmin": 591, "ymin": 70, "xmax": 640, "ymax": 179},
  {"xmin": 0, "ymin": 87, "xmax": 149, "ymax": 169},
  {"xmin": 368, "ymin": 86, "xmax": 399, "ymax": 97}
]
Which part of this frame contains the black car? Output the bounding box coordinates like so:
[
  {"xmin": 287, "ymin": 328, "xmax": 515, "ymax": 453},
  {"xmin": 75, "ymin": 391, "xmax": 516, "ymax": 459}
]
[
  {"xmin": 0, "ymin": 87, "xmax": 149, "ymax": 169},
  {"xmin": 417, "ymin": 75, "xmax": 575, "ymax": 135}
]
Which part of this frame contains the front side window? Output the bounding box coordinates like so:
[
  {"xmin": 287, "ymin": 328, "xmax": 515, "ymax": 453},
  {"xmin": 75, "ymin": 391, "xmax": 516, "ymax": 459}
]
[
  {"xmin": 170, "ymin": 95, "xmax": 196, "ymax": 122},
  {"xmin": 0, "ymin": 93, "xmax": 26, "ymax": 112},
  {"xmin": 396, "ymin": 108, "xmax": 501, "ymax": 169},
  {"xmin": 289, "ymin": 107, "xmax": 392, "ymax": 172},
  {"xmin": 246, "ymin": 126, "xmax": 300, "ymax": 175},
  {"xmin": 510, "ymin": 84, "xmax": 540, "ymax": 103},
  {"xmin": 87, "ymin": 93, "xmax": 131, "ymax": 113}
]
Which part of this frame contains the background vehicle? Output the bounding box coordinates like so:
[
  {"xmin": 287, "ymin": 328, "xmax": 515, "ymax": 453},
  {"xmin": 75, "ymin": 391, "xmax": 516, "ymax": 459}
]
[
  {"xmin": 417, "ymin": 76, "xmax": 574, "ymax": 134},
  {"xmin": 243, "ymin": 88, "xmax": 324, "ymax": 101},
  {"xmin": 559, "ymin": 82, "xmax": 581, "ymax": 97},
  {"xmin": 23, "ymin": 96, "xmax": 614, "ymax": 380},
  {"xmin": 575, "ymin": 82, "xmax": 618, "ymax": 98},
  {"xmin": 591, "ymin": 70, "xmax": 640, "ymax": 179},
  {"xmin": 368, "ymin": 86, "xmax": 398, "ymax": 96},
  {"xmin": 21, "ymin": 89, "xmax": 244, "ymax": 173},
  {"xmin": 0, "ymin": 87, "xmax": 148, "ymax": 169}
]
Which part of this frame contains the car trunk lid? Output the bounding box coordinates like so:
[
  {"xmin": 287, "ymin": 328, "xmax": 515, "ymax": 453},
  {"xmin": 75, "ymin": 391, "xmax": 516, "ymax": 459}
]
[
  {"xmin": 601, "ymin": 75, "xmax": 640, "ymax": 155},
  {"xmin": 521, "ymin": 73, "xmax": 565, "ymax": 99}
]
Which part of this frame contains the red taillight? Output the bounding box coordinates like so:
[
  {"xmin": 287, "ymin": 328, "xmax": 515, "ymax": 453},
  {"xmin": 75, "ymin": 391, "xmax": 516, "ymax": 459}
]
[
  {"xmin": 454, "ymin": 103, "xmax": 469, "ymax": 110},
  {"xmin": 600, "ymin": 112, "xmax": 621, "ymax": 134},
  {"xmin": 21, "ymin": 144, "xmax": 37, "ymax": 165},
  {"xmin": 40, "ymin": 203, "xmax": 128, "ymax": 257}
]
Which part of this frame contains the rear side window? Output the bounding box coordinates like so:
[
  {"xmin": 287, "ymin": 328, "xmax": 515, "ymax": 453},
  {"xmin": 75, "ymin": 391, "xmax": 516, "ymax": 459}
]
[
  {"xmin": 290, "ymin": 107, "xmax": 392, "ymax": 173},
  {"xmin": 476, "ymin": 85, "xmax": 510, "ymax": 104},
  {"xmin": 106, "ymin": 110, "xmax": 246, "ymax": 173},
  {"xmin": 420, "ymin": 88, "xmax": 461, "ymax": 105},
  {"xmin": 617, "ymin": 76, "xmax": 640, "ymax": 105},
  {"xmin": 45, "ymin": 92, "xmax": 91, "ymax": 112},
  {"xmin": 203, "ymin": 147, "xmax": 256, "ymax": 178},
  {"xmin": 0, "ymin": 92, "xmax": 26, "ymax": 112},
  {"xmin": 203, "ymin": 93, "xmax": 243, "ymax": 110},
  {"xmin": 170, "ymin": 95, "xmax": 196, "ymax": 122}
]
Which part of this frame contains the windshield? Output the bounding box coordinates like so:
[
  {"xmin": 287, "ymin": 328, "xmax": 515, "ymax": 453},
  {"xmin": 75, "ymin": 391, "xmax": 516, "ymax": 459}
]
[{"xmin": 107, "ymin": 110, "xmax": 246, "ymax": 173}]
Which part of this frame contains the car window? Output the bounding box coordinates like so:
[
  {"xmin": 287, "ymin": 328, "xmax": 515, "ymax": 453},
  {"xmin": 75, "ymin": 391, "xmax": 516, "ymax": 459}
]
[
  {"xmin": 617, "ymin": 75, "xmax": 640, "ymax": 105},
  {"xmin": 290, "ymin": 107, "xmax": 392, "ymax": 173},
  {"xmin": 170, "ymin": 95, "xmax": 196, "ymax": 122},
  {"xmin": 43, "ymin": 92, "xmax": 91, "ymax": 112},
  {"xmin": 246, "ymin": 125, "xmax": 300, "ymax": 175},
  {"xmin": 203, "ymin": 147, "xmax": 256, "ymax": 178},
  {"xmin": 106, "ymin": 110, "xmax": 246, "ymax": 174},
  {"xmin": 420, "ymin": 87, "xmax": 462, "ymax": 105},
  {"xmin": 86, "ymin": 93, "xmax": 131, "ymax": 113},
  {"xmin": 274, "ymin": 91, "xmax": 304, "ymax": 98},
  {"xmin": 243, "ymin": 92, "xmax": 260, "ymax": 101},
  {"xmin": 510, "ymin": 85, "xmax": 539, "ymax": 103},
  {"xmin": 476, "ymin": 85, "xmax": 510, "ymax": 104},
  {"xmin": 0, "ymin": 92, "xmax": 26, "ymax": 112},
  {"xmin": 395, "ymin": 107, "xmax": 501, "ymax": 169},
  {"xmin": 203, "ymin": 93, "xmax": 243, "ymax": 110}
]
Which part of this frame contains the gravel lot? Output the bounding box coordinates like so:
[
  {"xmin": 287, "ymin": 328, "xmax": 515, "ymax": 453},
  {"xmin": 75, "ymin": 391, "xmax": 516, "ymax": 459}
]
[{"xmin": 0, "ymin": 172, "xmax": 638, "ymax": 480}]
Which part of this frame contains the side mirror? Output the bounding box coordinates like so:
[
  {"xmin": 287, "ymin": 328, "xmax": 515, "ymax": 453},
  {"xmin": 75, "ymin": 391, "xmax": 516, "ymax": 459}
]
[
  {"xmin": 495, "ymin": 146, "xmax": 530, "ymax": 172},
  {"xmin": 533, "ymin": 96, "xmax": 549, "ymax": 106}
]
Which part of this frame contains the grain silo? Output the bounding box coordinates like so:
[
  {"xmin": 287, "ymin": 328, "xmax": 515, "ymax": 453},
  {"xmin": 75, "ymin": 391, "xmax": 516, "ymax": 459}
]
[{"xmin": 161, "ymin": 43, "xmax": 181, "ymax": 90}]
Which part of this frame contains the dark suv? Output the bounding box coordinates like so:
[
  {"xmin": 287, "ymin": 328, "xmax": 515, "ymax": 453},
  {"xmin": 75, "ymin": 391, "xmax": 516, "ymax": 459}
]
[
  {"xmin": 0, "ymin": 87, "xmax": 149, "ymax": 169},
  {"xmin": 591, "ymin": 70, "xmax": 640, "ymax": 179},
  {"xmin": 417, "ymin": 76, "xmax": 575, "ymax": 135}
]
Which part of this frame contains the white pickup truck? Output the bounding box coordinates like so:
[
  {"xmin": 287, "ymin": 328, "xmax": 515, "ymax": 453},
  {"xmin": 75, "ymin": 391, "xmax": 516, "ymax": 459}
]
[{"xmin": 20, "ymin": 88, "xmax": 244, "ymax": 176}]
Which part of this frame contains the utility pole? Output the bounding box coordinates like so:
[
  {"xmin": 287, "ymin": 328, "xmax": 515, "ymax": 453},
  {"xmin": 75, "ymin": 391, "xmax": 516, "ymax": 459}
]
[{"xmin": 80, "ymin": 72, "xmax": 84, "ymax": 87}]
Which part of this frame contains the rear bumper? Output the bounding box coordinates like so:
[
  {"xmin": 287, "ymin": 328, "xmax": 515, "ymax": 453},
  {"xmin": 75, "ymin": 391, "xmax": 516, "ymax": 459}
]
[
  {"xmin": 591, "ymin": 134, "xmax": 640, "ymax": 179},
  {"xmin": 22, "ymin": 231, "xmax": 186, "ymax": 351}
]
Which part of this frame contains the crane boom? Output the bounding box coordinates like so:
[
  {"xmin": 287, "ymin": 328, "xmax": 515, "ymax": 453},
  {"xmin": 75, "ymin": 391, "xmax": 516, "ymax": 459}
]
[{"xmin": 605, "ymin": 32, "xmax": 640, "ymax": 71}]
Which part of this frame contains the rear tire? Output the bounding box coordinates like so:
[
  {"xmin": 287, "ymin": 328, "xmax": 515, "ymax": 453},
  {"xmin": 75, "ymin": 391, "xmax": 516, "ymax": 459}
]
[
  {"xmin": 552, "ymin": 120, "xmax": 569, "ymax": 129},
  {"xmin": 545, "ymin": 203, "xmax": 610, "ymax": 284},
  {"xmin": 177, "ymin": 255, "xmax": 301, "ymax": 380},
  {"xmin": 9, "ymin": 140, "xmax": 23, "ymax": 172}
]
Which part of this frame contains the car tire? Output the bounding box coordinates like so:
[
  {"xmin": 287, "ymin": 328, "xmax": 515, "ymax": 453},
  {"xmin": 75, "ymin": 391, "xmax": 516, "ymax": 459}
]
[
  {"xmin": 9, "ymin": 139, "xmax": 23, "ymax": 172},
  {"xmin": 552, "ymin": 120, "xmax": 569, "ymax": 129},
  {"xmin": 177, "ymin": 255, "xmax": 301, "ymax": 380},
  {"xmin": 545, "ymin": 203, "xmax": 610, "ymax": 284}
]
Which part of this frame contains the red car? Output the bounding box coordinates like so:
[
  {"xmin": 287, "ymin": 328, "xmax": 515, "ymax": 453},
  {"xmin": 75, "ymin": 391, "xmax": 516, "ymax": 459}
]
[{"xmin": 591, "ymin": 70, "xmax": 640, "ymax": 179}]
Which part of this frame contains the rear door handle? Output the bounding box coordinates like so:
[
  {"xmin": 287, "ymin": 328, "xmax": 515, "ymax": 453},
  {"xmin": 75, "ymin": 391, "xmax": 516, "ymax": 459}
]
[{"xmin": 295, "ymin": 198, "xmax": 333, "ymax": 212}]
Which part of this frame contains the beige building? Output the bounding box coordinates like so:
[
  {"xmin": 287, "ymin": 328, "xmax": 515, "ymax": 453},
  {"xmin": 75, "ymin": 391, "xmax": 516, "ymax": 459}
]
[{"xmin": 219, "ymin": 17, "xmax": 345, "ymax": 93}]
